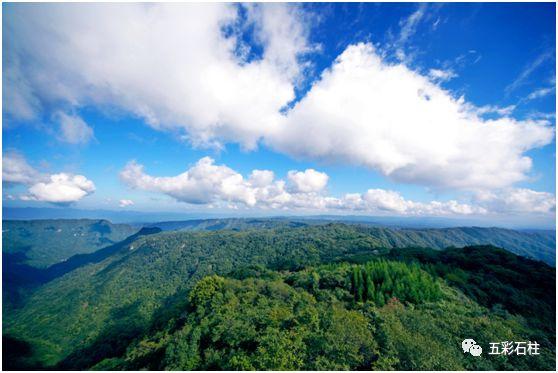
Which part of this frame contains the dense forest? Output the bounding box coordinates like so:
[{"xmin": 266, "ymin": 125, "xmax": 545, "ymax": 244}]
[
  {"xmin": 4, "ymin": 218, "xmax": 555, "ymax": 267},
  {"xmin": 3, "ymin": 219, "xmax": 137, "ymax": 267},
  {"xmin": 148, "ymin": 218, "xmax": 556, "ymax": 266},
  {"xmin": 2, "ymin": 221, "xmax": 556, "ymax": 370},
  {"xmin": 90, "ymin": 256, "xmax": 555, "ymax": 370}
]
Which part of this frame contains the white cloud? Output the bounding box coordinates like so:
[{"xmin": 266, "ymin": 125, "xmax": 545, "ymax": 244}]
[
  {"xmin": 527, "ymin": 111, "xmax": 556, "ymax": 121},
  {"xmin": 287, "ymin": 169, "xmax": 328, "ymax": 193},
  {"xmin": 525, "ymin": 87, "xmax": 554, "ymax": 101},
  {"xmin": 428, "ymin": 68, "xmax": 457, "ymax": 82},
  {"xmin": 399, "ymin": 4, "xmax": 427, "ymax": 43},
  {"xmin": 2, "ymin": 151, "xmax": 41, "ymax": 184},
  {"xmin": 248, "ymin": 169, "xmax": 275, "ymax": 188},
  {"xmin": 395, "ymin": 3, "xmax": 428, "ymax": 61},
  {"xmin": 505, "ymin": 50, "xmax": 554, "ymax": 95},
  {"xmin": 474, "ymin": 188, "xmax": 555, "ymax": 214},
  {"xmin": 54, "ymin": 111, "xmax": 94, "ymax": 144},
  {"xmin": 3, "ymin": 151, "xmax": 95, "ymax": 204},
  {"xmin": 4, "ymin": 3, "xmax": 309, "ymax": 150},
  {"xmin": 269, "ymin": 43, "xmax": 554, "ymax": 190},
  {"xmin": 120, "ymin": 157, "xmax": 552, "ymax": 216},
  {"xmin": 3, "ymin": 54, "xmax": 41, "ymax": 121},
  {"xmin": 119, "ymin": 199, "xmax": 134, "ymax": 207},
  {"xmin": 4, "ymin": 4, "xmax": 554, "ymax": 194},
  {"xmin": 245, "ymin": 3, "xmax": 311, "ymax": 80},
  {"xmin": 22, "ymin": 173, "xmax": 95, "ymax": 204},
  {"xmin": 473, "ymin": 104, "xmax": 516, "ymax": 116},
  {"xmin": 120, "ymin": 157, "xmax": 262, "ymax": 206},
  {"xmin": 330, "ymin": 189, "xmax": 487, "ymax": 216}
]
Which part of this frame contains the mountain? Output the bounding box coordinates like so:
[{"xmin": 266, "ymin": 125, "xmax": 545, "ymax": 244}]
[
  {"xmin": 2, "ymin": 219, "xmax": 139, "ymax": 309},
  {"xmin": 2, "ymin": 207, "xmax": 217, "ymax": 224},
  {"xmin": 5, "ymin": 207, "xmax": 556, "ymax": 229},
  {"xmin": 363, "ymin": 226, "xmax": 556, "ymax": 266},
  {"xmin": 2, "ymin": 219, "xmax": 138, "ymax": 268},
  {"xmin": 3, "ymin": 227, "xmax": 163, "ymax": 296},
  {"xmin": 3, "ymin": 223, "xmax": 555, "ymax": 370},
  {"xmin": 2, "ymin": 219, "xmax": 554, "ymax": 310},
  {"xmin": 147, "ymin": 219, "xmax": 555, "ymax": 266},
  {"xmin": 146, "ymin": 218, "xmax": 310, "ymax": 231},
  {"xmin": 91, "ymin": 251, "xmax": 555, "ymax": 370}
]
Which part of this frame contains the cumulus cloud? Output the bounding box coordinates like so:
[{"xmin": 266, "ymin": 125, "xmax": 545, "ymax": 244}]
[
  {"xmin": 244, "ymin": 3, "xmax": 312, "ymax": 80},
  {"xmin": 2, "ymin": 151, "xmax": 41, "ymax": 184},
  {"xmin": 287, "ymin": 169, "xmax": 328, "ymax": 193},
  {"xmin": 54, "ymin": 111, "xmax": 94, "ymax": 144},
  {"xmin": 119, "ymin": 199, "xmax": 134, "ymax": 207},
  {"xmin": 3, "ymin": 3, "xmax": 309, "ymax": 149},
  {"xmin": 120, "ymin": 157, "xmax": 552, "ymax": 216},
  {"xmin": 328, "ymin": 189, "xmax": 487, "ymax": 216},
  {"xmin": 474, "ymin": 188, "xmax": 555, "ymax": 214},
  {"xmin": 22, "ymin": 173, "xmax": 95, "ymax": 204},
  {"xmin": 3, "ymin": 151, "xmax": 95, "ymax": 204},
  {"xmin": 121, "ymin": 157, "xmax": 278, "ymax": 207},
  {"xmin": 269, "ymin": 43, "xmax": 554, "ymax": 190},
  {"xmin": 4, "ymin": 4, "xmax": 554, "ymax": 194}
]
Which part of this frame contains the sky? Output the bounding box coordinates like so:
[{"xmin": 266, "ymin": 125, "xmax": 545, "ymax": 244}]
[{"xmin": 2, "ymin": 2, "xmax": 556, "ymax": 227}]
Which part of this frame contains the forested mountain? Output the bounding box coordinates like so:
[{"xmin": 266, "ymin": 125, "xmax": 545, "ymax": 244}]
[
  {"xmin": 148, "ymin": 219, "xmax": 556, "ymax": 265},
  {"xmin": 3, "ymin": 224, "xmax": 555, "ymax": 370},
  {"xmin": 3, "ymin": 227, "xmax": 162, "ymax": 308},
  {"xmin": 2, "ymin": 219, "xmax": 138, "ymax": 268},
  {"xmin": 363, "ymin": 226, "xmax": 556, "ymax": 266},
  {"xmin": 92, "ymin": 256, "xmax": 555, "ymax": 370},
  {"xmin": 146, "ymin": 218, "xmax": 309, "ymax": 232},
  {"xmin": 3, "ymin": 218, "xmax": 554, "ymax": 267}
]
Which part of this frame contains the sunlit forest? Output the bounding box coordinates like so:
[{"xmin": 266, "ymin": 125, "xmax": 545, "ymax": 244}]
[{"xmin": 3, "ymin": 221, "xmax": 555, "ymax": 370}]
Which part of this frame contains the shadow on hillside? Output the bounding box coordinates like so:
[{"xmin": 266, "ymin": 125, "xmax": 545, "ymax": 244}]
[
  {"xmin": 55, "ymin": 288, "xmax": 190, "ymax": 370},
  {"xmin": 2, "ymin": 335, "xmax": 45, "ymax": 370},
  {"xmin": 54, "ymin": 301, "xmax": 148, "ymax": 370},
  {"xmin": 4, "ymin": 228, "xmax": 162, "ymax": 309}
]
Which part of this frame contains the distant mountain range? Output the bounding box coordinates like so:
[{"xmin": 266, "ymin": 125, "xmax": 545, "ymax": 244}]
[
  {"xmin": 2, "ymin": 207, "xmax": 213, "ymax": 224},
  {"xmin": 146, "ymin": 218, "xmax": 556, "ymax": 265},
  {"xmin": 3, "ymin": 217, "xmax": 556, "ymax": 268},
  {"xmin": 3, "ymin": 207, "xmax": 556, "ymax": 229}
]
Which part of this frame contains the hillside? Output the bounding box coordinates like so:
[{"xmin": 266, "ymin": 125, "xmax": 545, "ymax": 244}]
[
  {"xmin": 146, "ymin": 218, "xmax": 309, "ymax": 232},
  {"xmin": 2, "ymin": 219, "xmax": 138, "ymax": 268},
  {"xmin": 3, "ymin": 227, "xmax": 163, "ymax": 301},
  {"xmin": 91, "ymin": 258, "xmax": 555, "ymax": 370},
  {"xmin": 3, "ymin": 224, "xmax": 555, "ymax": 370},
  {"xmin": 364, "ymin": 226, "xmax": 556, "ymax": 266},
  {"xmin": 3, "ymin": 218, "xmax": 554, "ymax": 267},
  {"xmin": 148, "ymin": 219, "xmax": 555, "ymax": 265}
]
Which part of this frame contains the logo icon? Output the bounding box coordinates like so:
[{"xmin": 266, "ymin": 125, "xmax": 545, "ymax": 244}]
[{"xmin": 462, "ymin": 339, "xmax": 482, "ymax": 356}]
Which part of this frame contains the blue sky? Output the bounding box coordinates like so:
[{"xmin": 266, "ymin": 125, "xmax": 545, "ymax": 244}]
[{"xmin": 2, "ymin": 2, "xmax": 556, "ymax": 226}]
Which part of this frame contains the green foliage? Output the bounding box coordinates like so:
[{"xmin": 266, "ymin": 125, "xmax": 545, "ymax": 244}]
[
  {"xmin": 386, "ymin": 246, "xmax": 556, "ymax": 335},
  {"xmin": 110, "ymin": 261, "xmax": 554, "ymax": 370},
  {"xmin": 3, "ymin": 223, "xmax": 556, "ymax": 370},
  {"xmin": 348, "ymin": 260, "xmax": 441, "ymax": 304},
  {"xmin": 187, "ymin": 275, "xmax": 224, "ymax": 309},
  {"xmin": 126, "ymin": 274, "xmax": 379, "ymax": 370},
  {"xmin": 2, "ymin": 219, "xmax": 137, "ymax": 267},
  {"xmin": 147, "ymin": 219, "xmax": 555, "ymax": 265}
]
